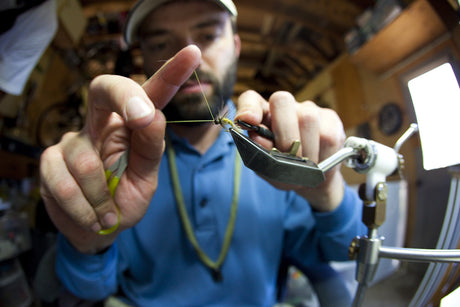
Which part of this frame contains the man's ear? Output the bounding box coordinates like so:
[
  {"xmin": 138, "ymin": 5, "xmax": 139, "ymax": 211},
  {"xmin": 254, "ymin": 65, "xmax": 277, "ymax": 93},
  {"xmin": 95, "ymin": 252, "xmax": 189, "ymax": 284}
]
[{"xmin": 234, "ymin": 33, "xmax": 241, "ymax": 58}]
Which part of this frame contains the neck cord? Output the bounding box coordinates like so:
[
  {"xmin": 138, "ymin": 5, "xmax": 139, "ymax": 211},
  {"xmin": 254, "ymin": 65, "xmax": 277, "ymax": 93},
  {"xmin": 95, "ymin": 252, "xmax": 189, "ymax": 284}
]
[{"xmin": 165, "ymin": 134, "xmax": 241, "ymax": 282}]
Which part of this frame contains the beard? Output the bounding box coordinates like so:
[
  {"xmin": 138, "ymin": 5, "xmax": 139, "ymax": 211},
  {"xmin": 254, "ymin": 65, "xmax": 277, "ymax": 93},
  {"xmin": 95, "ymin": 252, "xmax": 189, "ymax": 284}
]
[{"xmin": 162, "ymin": 58, "xmax": 238, "ymax": 126}]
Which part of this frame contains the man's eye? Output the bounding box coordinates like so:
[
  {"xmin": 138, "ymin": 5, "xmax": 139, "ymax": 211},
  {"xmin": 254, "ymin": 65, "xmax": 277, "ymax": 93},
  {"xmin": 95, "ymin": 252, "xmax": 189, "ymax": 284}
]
[
  {"xmin": 203, "ymin": 33, "xmax": 217, "ymax": 41},
  {"xmin": 197, "ymin": 32, "xmax": 220, "ymax": 46},
  {"xmin": 142, "ymin": 36, "xmax": 171, "ymax": 53},
  {"xmin": 148, "ymin": 42, "xmax": 168, "ymax": 52}
]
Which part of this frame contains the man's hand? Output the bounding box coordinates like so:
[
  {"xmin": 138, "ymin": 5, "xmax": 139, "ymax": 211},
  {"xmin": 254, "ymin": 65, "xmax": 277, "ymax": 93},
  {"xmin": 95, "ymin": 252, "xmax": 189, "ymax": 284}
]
[
  {"xmin": 40, "ymin": 45, "xmax": 201, "ymax": 254},
  {"xmin": 235, "ymin": 90, "xmax": 346, "ymax": 212}
]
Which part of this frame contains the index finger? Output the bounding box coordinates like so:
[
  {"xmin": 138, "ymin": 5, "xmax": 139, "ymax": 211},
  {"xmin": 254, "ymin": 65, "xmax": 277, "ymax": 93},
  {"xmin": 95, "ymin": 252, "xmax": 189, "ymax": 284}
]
[
  {"xmin": 144, "ymin": 45, "xmax": 202, "ymax": 109},
  {"xmin": 88, "ymin": 45, "xmax": 202, "ymax": 132},
  {"xmin": 234, "ymin": 90, "xmax": 274, "ymax": 147},
  {"xmin": 234, "ymin": 90, "xmax": 270, "ymax": 125}
]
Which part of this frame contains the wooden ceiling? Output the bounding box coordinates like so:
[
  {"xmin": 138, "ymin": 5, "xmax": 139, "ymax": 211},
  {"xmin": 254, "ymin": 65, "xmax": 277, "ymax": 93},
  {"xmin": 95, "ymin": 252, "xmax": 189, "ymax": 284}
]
[
  {"xmin": 78, "ymin": 0, "xmax": 377, "ymax": 97},
  {"xmin": 232, "ymin": 0, "xmax": 374, "ymax": 96}
]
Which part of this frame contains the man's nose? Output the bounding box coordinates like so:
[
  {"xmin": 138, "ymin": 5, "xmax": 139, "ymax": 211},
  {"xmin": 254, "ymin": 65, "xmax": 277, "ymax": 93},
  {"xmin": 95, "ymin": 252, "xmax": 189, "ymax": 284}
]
[
  {"xmin": 176, "ymin": 35, "xmax": 196, "ymax": 50},
  {"xmin": 180, "ymin": 34, "xmax": 210, "ymax": 55}
]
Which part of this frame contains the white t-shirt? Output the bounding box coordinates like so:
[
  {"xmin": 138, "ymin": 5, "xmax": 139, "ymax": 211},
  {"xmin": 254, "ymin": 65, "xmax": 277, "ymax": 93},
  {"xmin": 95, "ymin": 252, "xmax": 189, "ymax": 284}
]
[{"xmin": 0, "ymin": 0, "xmax": 57, "ymax": 96}]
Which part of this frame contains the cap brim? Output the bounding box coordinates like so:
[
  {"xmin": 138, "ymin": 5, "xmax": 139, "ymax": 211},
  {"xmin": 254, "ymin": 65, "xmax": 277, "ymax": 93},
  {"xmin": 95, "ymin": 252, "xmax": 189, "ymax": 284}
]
[{"xmin": 123, "ymin": 0, "xmax": 237, "ymax": 45}]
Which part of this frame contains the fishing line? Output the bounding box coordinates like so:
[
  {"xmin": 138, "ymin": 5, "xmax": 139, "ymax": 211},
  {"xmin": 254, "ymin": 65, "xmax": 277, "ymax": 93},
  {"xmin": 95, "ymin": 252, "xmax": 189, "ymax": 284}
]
[{"xmin": 165, "ymin": 70, "xmax": 235, "ymax": 126}]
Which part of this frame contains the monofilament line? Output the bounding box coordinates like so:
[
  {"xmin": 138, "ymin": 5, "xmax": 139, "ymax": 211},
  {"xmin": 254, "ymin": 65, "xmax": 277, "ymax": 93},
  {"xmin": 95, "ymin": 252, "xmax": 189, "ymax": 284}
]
[{"xmin": 166, "ymin": 70, "xmax": 216, "ymax": 125}]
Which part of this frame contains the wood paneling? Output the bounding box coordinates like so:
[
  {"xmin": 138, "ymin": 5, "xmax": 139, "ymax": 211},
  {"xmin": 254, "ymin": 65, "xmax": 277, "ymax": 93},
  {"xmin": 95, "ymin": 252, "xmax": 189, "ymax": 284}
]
[{"xmin": 351, "ymin": 0, "xmax": 447, "ymax": 73}]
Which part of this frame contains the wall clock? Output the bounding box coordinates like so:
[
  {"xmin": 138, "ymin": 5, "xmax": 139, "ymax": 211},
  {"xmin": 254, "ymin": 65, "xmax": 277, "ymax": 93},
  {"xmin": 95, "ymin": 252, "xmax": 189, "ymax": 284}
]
[{"xmin": 378, "ymin": 103, "xmax": 403, "ymax": 135}]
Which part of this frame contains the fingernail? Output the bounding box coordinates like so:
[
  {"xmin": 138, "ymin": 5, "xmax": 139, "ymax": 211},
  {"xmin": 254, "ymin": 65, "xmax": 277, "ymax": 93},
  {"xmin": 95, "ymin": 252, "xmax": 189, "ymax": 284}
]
[
  {"xmin": 233, "ymin": 110, "xmax": 252, "ymax": 122},
  {"xmin": 91, "ymin": 222, "xmax": 102, "ymax": 233},
  {"xmin": 124, "ymin": 96, "xmax": 152, "ymax": 121},
  {"xmin": 102, "ymin": 212, "xmax": 118, "ymax": 228}
]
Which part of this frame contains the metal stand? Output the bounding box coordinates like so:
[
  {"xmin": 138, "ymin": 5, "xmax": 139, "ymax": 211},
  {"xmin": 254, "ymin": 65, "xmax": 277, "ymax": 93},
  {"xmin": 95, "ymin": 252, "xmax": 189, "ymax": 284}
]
[
  {"xmin": 337, "ymin": 125, "xmax": 460, "ymax": 307},
  {"xmin": 348, "ymin": 180, "xmax": 460, "ymax": 307}
]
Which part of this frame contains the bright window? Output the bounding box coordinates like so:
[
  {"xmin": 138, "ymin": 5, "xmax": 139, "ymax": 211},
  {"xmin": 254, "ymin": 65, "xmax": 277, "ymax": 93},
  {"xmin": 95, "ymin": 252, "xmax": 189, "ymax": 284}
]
[{"xmin": 407, "ymin": 62, "xmax": 460, "ymax": 170}]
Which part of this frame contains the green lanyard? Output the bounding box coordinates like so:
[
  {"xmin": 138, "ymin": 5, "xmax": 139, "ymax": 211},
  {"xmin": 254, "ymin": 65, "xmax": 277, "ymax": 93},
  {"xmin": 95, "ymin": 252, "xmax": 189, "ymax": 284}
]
[{"xmin": 165, "ymin": 134, "xmax": 241, "ymax": 282}]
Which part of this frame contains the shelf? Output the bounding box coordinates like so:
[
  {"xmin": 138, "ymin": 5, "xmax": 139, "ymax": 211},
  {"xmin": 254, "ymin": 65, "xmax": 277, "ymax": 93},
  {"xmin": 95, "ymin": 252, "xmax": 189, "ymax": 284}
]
[{"xmin": 350, "ymin": 0, "xmax": 447, "ymax": 73}]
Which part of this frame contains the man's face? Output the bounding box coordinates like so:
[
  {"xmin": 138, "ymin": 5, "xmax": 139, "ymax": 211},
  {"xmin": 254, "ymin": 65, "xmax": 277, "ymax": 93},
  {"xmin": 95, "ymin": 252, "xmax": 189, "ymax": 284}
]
[{"xmin": 139, "ymin": 0, "xmax": 241, "ymax": 124}]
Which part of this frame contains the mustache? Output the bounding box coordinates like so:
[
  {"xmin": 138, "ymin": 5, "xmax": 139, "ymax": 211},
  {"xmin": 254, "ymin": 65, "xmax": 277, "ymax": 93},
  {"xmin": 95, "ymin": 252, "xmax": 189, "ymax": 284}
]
[{"xmin": 184, "ymin": 69, "xmax": 218, "ymax": 86}]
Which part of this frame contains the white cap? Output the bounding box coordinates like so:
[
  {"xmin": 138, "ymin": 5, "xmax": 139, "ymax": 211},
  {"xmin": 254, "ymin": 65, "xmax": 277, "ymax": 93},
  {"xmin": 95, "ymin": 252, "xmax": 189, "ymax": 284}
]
[{"xmin": 123, "ymin": 0, "xmax": 237, "ymax": 45}]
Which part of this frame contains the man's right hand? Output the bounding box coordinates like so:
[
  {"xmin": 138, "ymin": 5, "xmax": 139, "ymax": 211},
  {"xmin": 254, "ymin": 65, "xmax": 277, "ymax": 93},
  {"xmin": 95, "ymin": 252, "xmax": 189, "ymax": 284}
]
[{"xmin": 40, "ymin": 45, "xmax": 201, "ymax": 254}]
